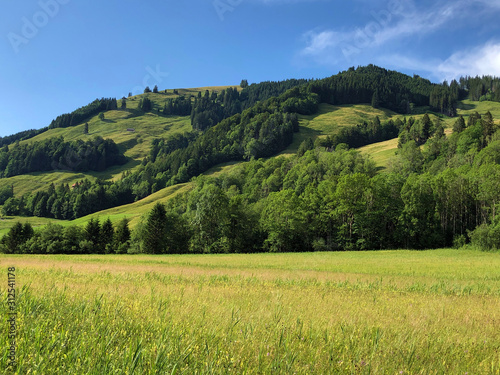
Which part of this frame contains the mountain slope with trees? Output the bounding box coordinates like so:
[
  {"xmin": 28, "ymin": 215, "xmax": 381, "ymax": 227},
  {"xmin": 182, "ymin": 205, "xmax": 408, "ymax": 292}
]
[{"xmin": 2, "ymin": 65, "xmax": 500, "ymax": 253}]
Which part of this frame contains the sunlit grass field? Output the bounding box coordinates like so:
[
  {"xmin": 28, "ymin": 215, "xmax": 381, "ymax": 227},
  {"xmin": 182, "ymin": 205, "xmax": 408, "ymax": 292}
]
[
  {"xmin": 1, "ymin": 249, "xmax": 500, "ymax": 374},
  {"xmin": 358, "ymin": 138, "xmax": 399, "ymax": 169}
]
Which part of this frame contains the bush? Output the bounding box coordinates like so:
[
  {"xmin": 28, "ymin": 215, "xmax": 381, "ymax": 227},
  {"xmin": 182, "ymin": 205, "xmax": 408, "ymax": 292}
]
[
  {"xmin": 469, "ymin": 222, "xmax": 500, "ymax": 251},
  {"xmin": 453, "ymin": 234, "xmax": 467, "ymax": 249}
]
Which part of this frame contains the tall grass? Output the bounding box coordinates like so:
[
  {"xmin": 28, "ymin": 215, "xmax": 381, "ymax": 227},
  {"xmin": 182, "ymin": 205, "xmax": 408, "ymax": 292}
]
[{"xmin": 1, "ymin": 249, "xmax": 500, "ymax": 373}]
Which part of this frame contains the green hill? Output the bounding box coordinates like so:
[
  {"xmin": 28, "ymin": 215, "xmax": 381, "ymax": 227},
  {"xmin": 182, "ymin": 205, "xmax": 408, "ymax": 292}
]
[
  {"xmin": 3, "ymin": 97, "xmax": 500, "ymax": 234},
  {"xmin": 2, "ymin": 65, "xmax": 500, "ymax": 241}
]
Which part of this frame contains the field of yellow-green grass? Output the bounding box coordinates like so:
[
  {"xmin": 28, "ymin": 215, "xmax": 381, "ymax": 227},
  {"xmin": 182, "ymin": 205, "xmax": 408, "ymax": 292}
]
[{"xmin": 1, "ymin": 249, "xmax": 500, "ymax": 374}]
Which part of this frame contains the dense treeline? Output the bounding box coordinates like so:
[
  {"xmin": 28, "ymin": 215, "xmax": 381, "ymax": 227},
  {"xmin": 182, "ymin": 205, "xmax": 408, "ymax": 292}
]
[
  {"xmin": 317, "ymin": 117, "xmax": 400, "ymax": 150},
  {"xmin": 0, "ymin": 127, "xmax": 49, "ymax": 148},
  {"xmin": 0, "ymin": 136, "xmax": 127, "ymax": 178},
  {"xmin": 394, "ymin": 111, "xmax": 497, "ymax": 175},
  {"xmin": 429, "ymin": 80, "xmax": 462, "ymax": 116},
  {"xmin": 308, "ymin": 65, "xmax": 436, "ymax": 113},
  {"xmin": 2, "ymin": 177, "xmax": 134, "ymax": 219},
  {"xmin": 240, "ymin": 79, "xmax": 312, "ymax": 109},
  {"xmin": 0, "ymin": 217, "xmax": 131, "ymax": 254},
  {"xmin": 190, "ymin": 84, "xmax": 321, "ymax": 132},
  {"xmin": 49, "ymin": 98, "xmax": 118, "ymax": 129},
  {"xmin": 460, "ymin": 76, "xmax": 500, "ymax": 102},
  {"xmin": 190, "ymin": 90, "xmax": 227, "ymax": 131},
  {"xmin": 163, "ymin": 96, "xmax": 192, "ymax": 116}
]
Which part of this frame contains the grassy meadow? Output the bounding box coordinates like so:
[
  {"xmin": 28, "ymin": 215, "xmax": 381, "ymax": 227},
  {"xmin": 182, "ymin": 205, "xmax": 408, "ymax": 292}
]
[{"xmin": 1, "ymin": 249, "xmax": 500, "ymax": 374}]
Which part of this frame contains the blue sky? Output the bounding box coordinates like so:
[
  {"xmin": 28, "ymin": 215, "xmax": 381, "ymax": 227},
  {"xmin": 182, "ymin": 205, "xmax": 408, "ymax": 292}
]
[{"xmin": 0, "ymin": 0, "xmax": 499, "ymax": 137}]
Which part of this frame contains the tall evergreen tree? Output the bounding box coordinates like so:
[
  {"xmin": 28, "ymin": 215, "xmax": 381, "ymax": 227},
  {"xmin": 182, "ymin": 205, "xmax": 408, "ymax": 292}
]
[
  {"xmin": 371, "ymin": 90, "xmax": 380, "ymax": 108},
  {"xmin": 101, "ymin": 218, "xmax": 115, "ymax": 254},
  {"xmin": 143, "ymin": 203, "xmax": 167, "ymax": 254},
  {"xmin": 115, "ymin": 218, "xmax": 131, "ymax": 254},
  {"xmin": 453, "ymin": 115, "xmax": 466, "ymax": 133},
  {"xmin": 84, "ymin": 218, "xmax": 102, "ymax": 253}
]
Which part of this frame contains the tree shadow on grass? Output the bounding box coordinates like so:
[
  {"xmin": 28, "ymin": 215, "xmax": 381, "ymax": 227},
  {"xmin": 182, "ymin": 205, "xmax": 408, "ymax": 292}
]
[{"xmin": 458, "ymin": 102, "xmax": 477, "ymax": 111}]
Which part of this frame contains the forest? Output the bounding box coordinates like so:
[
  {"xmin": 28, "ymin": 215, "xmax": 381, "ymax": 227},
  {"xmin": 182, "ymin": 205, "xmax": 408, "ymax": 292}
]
[
  {"xmin": 1, "ymin": 65, "xmax": 500, "ymax": 254},
  {"xmin": 0, "ymin": 136, "xmax": 127, "ymax": 178},
  {"xmin": 48, "ymin": 98, "xmax": 118, "ymax": 129}
]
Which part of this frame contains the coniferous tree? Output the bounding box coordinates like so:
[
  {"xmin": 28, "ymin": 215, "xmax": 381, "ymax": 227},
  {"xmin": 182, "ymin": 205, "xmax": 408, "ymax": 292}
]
[
  {"xmin": 144, "ymin": 86, "xmax": 151, "ymax": 93},
  {"xmin": 101, "ymin": 218, "xmax": 115, "ymax": 254},
  {"xmin": 84, "ymin": 218, "xmax": 102, "ymax": 253},
  {"xmin": 139, "ymin": 97, "xmax": 152, "ymax": 112},
  {"xmin": 371, "ymin": 90, "xmax": 380, "ymax": 108},
  {"xmin": 115, "ymin": 218, "xmax": 131, "ymax": 254},
  {"xmin": 143, "ymin": 203, "xmax": 167, "ymax": 254},
  {"xmin": 153, "ymin": 85, "xmax": 159, "ymax": 93},
  {"xmin": 453, "ymin": 116, "xmax": 466, "ymax": 133},
  {"xmin": 83, "ymin": 122, "xmax": 89, "ymax": 134}
]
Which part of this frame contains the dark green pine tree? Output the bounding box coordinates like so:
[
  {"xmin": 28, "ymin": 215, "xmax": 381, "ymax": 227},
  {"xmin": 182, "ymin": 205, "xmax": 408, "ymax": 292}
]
[
  {"xmin": 144, "ymin": 86, "xmax": 151, "ymax": 93},
  {"xmin": 115, "ymin": 218, "xmax": 131, "ymax": 254},
  {"xmin": 371, "ymin": 90, "xmax": 380, "ymax": 108},
  {"xmin": 483, "ymin": 111, "xmax": 495, "ymax": 138},
  {"xmin": 121, "ymin": 98, "xmax": 127, "ymax": 109},
  {"xmin": 85, "ymin": 218, "xmax": 102, "ymax": 253},
  {"xmin": 240, "ymin": 79, "xmax": 249, "ymax": 88},
  {"xmin": 453, "ymin": 115, "xmax": 466, "ymax": 133},
  {"xmin": 83, "ymin": 122, "xmax": 89, "ymax": 134},
  {"xmin": 421, "ymin": 113, "xmax": 432, "ymax": 142},
  {"xmin": 153, "ymin": 85, "xmax": 159, "ymax": 93},
  {"xmin": 101, "ymin": 218, "xmax": 115, "ymax": 254},
  {"xmin": 143, "ymin": 203, "xmax": 167, "ymax": 254}
]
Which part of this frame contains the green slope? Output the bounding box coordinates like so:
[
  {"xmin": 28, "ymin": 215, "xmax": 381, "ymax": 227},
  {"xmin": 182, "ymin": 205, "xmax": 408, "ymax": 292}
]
[
  {"xmin": 0, "ymin": 87, "xmax": 241, "ymax": 196},
  {"xmin": 358, "ymin": 138, "xmax": 400, "ymax": 168},
  {"xmin": 281, "ymin": 103, "xmax": 449, "ymax": 156}
]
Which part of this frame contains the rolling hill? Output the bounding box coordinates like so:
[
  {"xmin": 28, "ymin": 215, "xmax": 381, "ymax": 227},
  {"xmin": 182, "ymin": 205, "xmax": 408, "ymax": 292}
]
[
  {"xmin": 2, "ymin": 97, "xmax": 498, "ymax": 236},
  {"xmin": 1, "ymin": 66, "xmax": 500, "ymax": 241}
]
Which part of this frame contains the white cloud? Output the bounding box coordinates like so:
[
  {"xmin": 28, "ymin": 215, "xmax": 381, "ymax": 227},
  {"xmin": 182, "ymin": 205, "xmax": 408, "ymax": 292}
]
[
  {"xmin": 437, "ymin": 42, "xmax": 500, "ymax": 80},
  {"xmin": 299, "ymin": 0, "xmax": 500, "ymax": 65},
  {"xmin": 379, "ymin": 41, "xmax": 500, "ymax": 81}
]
